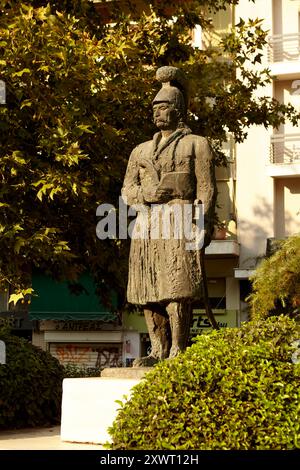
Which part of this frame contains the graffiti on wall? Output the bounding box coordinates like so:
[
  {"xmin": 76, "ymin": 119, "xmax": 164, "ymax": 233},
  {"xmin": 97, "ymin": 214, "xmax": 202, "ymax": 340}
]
[
  {"xmin": 94, "ymin": 346, "xmax": 122, "ymax": 368},
  {"xmin": 54, "ymin": 344, "xmax": 91, "ymax": 364},
  {"xmin": 52, "ymin": 343, "xmax": 122, "ymax": 368}
]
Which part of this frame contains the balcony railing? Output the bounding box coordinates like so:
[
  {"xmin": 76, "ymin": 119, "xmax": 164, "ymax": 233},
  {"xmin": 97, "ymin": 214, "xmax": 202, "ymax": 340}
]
[
  {"xmin": 268, "ymin": 33, "xmax": 300, "ymax": 62},
  {"xmin": 270, "ymin": 133, "xmax": 300, "ymax": 164}
]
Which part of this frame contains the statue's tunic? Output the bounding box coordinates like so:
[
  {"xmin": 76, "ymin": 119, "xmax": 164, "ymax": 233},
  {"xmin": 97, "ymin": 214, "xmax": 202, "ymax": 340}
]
[{"xmin": 122, "ymin": 129, "xmax": 216, "ymax": 305}]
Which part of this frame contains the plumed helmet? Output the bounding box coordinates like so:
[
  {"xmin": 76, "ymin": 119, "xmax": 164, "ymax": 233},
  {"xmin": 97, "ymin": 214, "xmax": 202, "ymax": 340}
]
[{"xmin": 152, "ymin": 66, "xmax": 189, "ymax": 118}]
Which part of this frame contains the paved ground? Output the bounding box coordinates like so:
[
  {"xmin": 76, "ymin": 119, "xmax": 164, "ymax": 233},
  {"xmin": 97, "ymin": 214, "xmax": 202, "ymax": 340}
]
[{"xmin": 0, "ymin": 426, "xmax": 104, "ymax": 450}]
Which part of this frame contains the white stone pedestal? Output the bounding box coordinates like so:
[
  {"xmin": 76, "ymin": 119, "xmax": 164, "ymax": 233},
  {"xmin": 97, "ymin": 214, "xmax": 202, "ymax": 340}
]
[{"xmin": 61, "ymin": 368, "xmax": 152, "ymax": 444}]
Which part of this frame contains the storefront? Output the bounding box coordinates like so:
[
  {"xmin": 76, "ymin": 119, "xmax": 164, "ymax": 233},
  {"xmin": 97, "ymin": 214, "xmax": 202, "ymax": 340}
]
[{"xmin": 29, "ymin": 272, "xmax": 123, "ymax": 369}]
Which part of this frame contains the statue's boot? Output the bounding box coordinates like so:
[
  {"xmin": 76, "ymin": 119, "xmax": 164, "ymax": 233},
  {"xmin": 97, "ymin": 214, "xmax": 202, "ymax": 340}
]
[
  {"xmin": 166, "ymin": 301, "xmax": 192, "ymax": 359},
  {"xmin": 133, "ymin": 306, "xmax": 170, "ymax": 367}
]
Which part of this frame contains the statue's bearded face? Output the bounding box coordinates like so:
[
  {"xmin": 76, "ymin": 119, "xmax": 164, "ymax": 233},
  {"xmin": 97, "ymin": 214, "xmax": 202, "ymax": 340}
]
[{"xmin": 153, "ymin": 102, "xmax": 179, "ymax": 130}]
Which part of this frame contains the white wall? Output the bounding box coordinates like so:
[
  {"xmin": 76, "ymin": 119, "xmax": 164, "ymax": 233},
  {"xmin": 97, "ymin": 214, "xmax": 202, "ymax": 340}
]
[
  {"xmin": 274, "ymin": 177, "xmax": 300, "ymax": 236},
  {"xmin": 123, "ymin": 330, "xmax": 140, "ymax": 364},
  {"xmin": 236, "ymin": 126, "xmax": 274, "ymax": 267},
  {"xmin": 272, "ymin": 0, "xmax": 300, "ymax": 35}
]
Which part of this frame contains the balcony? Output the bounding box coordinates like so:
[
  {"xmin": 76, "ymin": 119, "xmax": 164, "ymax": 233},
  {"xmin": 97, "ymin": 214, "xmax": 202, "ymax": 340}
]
[
  {"xmin": 268, "ymin": 33, "xmax": 300, "ymax": 62},
  {"xmin": 205, "ymin": 240, "xmax": 239, "ymax": 257},
  {"xmin": 268, "ymin": 34, "xmax": 300, "ymax": 78},
  {"xmin": 267, "ymin": 134, "xmax": 300, "ymax": 177}
]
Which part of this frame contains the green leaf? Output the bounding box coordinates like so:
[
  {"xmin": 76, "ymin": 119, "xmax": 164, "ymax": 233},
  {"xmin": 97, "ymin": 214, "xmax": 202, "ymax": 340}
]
[
  {"xmin": 77, "ymin": 124, "xmax": 95, "ymax": 134},
  {"xmin": 20, "ymin": 100, "xmax": 32, "ymax": 110},
  {"xmin": 12, "ymin": 68, "xmax": 31, "ymax": 77},
  {"xmin": 14, "ymin": 237, "xmax": 26, "ymax": 254},
  {"xmin": 9, "ymin": 292, "xmax": 24, "ymax": 305}
]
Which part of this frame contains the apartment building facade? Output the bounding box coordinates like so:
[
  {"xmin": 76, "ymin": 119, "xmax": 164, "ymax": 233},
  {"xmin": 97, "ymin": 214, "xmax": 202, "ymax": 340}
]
[{"xmin": 234, "ymin": 0, "xmax": 300, "ymax": 287}]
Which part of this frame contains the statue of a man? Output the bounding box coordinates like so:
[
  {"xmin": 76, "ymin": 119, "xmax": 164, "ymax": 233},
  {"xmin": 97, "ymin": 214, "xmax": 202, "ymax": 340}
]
[{"xmin": 122, "ymin": 66, "xmax": 217, "ymax": 366}]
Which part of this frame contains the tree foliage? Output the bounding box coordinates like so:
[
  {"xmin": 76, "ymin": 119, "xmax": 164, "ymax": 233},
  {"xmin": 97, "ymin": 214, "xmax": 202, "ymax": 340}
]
[
  {"xmin": 0, "ymin": 0, "xmax": 299, "ymax": 304},
  {"xmin": 249, "ymin": 235, "xmax": 300, "ymax": 320}
]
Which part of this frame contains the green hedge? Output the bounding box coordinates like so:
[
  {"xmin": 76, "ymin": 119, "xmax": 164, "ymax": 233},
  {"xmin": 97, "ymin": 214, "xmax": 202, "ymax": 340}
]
[
  {"xmin": 0, "ymin": 327, "xmax": 64, "ymax": 429},
  {"xmin": 109, "ymin": 316, "xmax": 300, "ymax": 449},
  {"xmin": 62, "ymin": 363, "xmax": 102, "ymax": 378},
  {"xmin": 249, "ymin": 235, "xmax": 300, "ymax": 319}
]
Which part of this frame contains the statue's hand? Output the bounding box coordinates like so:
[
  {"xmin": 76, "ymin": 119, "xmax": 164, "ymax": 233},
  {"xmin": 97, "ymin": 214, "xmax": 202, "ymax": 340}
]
[
  {"xmin": 139, "ymin": 158, "xmax": 159, "ymax": 186},
  {"xmin": 142, "ymin": 185, "xmax": 171, "ymax": 203}
]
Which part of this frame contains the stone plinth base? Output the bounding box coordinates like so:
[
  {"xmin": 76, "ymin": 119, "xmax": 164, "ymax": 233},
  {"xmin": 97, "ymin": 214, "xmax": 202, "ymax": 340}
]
[
  {"xmin": 61, "ymin": 376, "xmax": 141, "ymax": 444},
  {"xmin": 101, "ymin": 367, "xmax": 152, "ymax": 379}
]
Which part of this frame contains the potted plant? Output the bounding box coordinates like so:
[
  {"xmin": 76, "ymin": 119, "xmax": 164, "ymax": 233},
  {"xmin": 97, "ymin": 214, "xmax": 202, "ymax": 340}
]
[{"xmin": 213, "ymin": 220, "xmax": 227, "ymax": 240}]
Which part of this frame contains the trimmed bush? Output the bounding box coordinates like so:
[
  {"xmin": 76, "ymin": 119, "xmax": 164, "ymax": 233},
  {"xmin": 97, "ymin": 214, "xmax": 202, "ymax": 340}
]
[
  {"xmin": 249, "ymin": 235, "xmax": 300, "ymax": 319},
  {"xmin": 109, "ymin": 316, "xmax": 300, "ymax": 450},
  {"xmin": 0, "ymin": 327, "xmax": 64, "ymax": 429},
  {"xmin": 63, "ymin": 363, "xmax": 102, "ymax": 378}
]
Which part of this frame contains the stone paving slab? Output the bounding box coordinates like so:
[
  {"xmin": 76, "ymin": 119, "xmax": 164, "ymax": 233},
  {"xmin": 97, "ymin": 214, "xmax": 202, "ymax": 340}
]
[{"xmin": 0, "ymin": 426, "xmax": 104, "ymax": 450}]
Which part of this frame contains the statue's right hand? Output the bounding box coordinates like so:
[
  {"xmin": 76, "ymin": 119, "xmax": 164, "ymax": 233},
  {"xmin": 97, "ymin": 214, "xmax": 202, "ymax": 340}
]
[
  {"xmin": 139, "ymin": 158, "xmax": 159, "ymax": 185},
  {"xmin": 142, "ymin": 185, "xmax": 171, "ymax": 203}
]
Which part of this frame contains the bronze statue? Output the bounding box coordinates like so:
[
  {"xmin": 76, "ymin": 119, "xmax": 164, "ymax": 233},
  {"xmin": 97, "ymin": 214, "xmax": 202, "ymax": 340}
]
[{"xmin": 122, "ymin": 66, "xmax": 217, "ymax": 366}]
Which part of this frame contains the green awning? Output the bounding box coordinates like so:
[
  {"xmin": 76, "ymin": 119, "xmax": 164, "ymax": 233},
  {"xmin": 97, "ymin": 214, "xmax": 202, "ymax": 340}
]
[{"xmin": 29, "ymin": 272, "xmax": 117, "ymax": 321}]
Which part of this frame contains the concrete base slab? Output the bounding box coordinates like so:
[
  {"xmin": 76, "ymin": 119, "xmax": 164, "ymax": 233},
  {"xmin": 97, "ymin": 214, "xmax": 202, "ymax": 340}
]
[
  {"xmin": 61, "ymin": 377, "xmax": 140, "ymax": 444},
  {"xmin": 0, "ymin": 426, "xmax": 103, "ymax": 450},
  {"xmin": 101, "ymin": 367, "xmax": 153, "ymax": 379}
]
